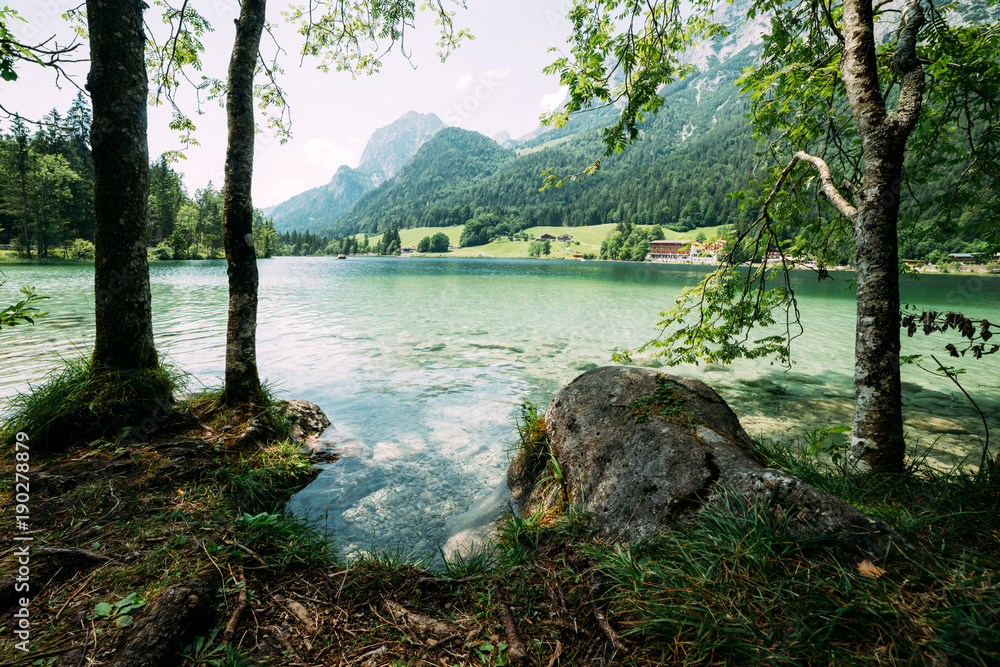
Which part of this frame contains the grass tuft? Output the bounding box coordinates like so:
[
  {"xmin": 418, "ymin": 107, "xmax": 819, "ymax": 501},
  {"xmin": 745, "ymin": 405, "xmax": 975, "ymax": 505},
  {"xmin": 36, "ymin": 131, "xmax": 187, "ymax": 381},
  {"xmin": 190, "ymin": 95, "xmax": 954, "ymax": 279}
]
[
  {"xmin": 219, "ymin": 437, "xmax": 317, "ymax": 513},
  {"xmin": 235, "ymin": 510, "xmax": 338, "ymax": 568},
  {"xmin": 0, "ymin": 356, "xmax": 178, "ymax": 453}
]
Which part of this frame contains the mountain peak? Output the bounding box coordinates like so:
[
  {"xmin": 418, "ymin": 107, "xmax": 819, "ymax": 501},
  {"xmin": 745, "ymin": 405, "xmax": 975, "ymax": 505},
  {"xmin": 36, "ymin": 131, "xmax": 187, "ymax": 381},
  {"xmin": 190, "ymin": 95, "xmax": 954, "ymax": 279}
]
[
  {"xmin": 492, "ymin": 130, "xmax": 518, "ymax": 149},
  {"xmin": 358, "ymin": 111, "xmax": 446, "ymax": 185},
  {"xmin": 266, "ymin": 111, "xmax": 446, "ymax": 232}
]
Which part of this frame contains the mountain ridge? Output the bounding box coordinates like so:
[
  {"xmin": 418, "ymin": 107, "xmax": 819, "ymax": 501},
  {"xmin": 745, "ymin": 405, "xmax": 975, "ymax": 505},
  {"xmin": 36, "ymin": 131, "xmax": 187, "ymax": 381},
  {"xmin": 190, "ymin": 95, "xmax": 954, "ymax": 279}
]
[{"xmin": 264, "ymin": 111, "xmax": 445, "ymax": 232}]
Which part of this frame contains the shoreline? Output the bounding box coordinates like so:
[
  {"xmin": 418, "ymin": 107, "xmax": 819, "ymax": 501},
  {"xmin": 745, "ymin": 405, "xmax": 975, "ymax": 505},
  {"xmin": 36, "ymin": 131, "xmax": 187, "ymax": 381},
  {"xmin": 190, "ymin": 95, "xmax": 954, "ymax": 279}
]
[{"xmin": 4, "ymin": 250, "xmax": 997, "ymax": 276}]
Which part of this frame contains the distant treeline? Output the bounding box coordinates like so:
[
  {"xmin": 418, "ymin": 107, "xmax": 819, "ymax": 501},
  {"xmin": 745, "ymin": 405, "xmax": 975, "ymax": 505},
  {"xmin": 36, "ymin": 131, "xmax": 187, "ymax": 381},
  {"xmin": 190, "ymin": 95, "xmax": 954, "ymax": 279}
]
[{"xmin": 2, "ymin": 89, "xmax": 993, "ymax": 265}]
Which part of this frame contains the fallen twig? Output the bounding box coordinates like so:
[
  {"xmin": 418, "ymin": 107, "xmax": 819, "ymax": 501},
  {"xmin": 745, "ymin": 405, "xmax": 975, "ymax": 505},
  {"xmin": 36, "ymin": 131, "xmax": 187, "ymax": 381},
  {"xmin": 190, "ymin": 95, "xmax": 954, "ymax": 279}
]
[
  {"xmin": 222, "ymin": 570, "xmax": 248, "ymax": 644},
  {"xmin": 546, "ymin": 640, "xmax": 563, "ymax": 667},
  {"xmin": 36, "ymin": 546, "xmax": 123, "ymax": 565},
  {"xmin": 286, "ymin": 599, "xmax": 317, "ymax": 634},
  {"xmin": 426, "ymin": 633, "xmax": 459, "ymax": 651},
  {"xmin": 492, "ymin": 582, "xmax": 529, "ymax": 666},
  {"xmin": 383, "ymin": 599, "xmax": 457, "ymax": 637},
  {"xmin": 540, "ymin": 619, "xmax": 582, "ymax": 634},
  {"xmin": 583, "ymin": 571, "xmax": 628, "ymax": 653}
]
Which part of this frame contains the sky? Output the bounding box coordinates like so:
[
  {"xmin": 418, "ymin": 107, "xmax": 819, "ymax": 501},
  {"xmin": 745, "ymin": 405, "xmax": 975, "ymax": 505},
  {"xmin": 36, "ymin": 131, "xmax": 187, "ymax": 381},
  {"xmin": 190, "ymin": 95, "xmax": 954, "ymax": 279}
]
[{"xmin": 3, "ymin": 0, "xmax": 578, "ymax": 208}]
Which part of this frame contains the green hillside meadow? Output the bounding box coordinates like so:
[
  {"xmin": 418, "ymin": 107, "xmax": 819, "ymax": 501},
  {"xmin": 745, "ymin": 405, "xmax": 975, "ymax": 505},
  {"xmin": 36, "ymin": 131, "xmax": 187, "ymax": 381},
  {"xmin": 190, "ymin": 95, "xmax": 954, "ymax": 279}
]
[{"xmin": 357, "ymin": 224, "xmax": 724, "ymax": 260}]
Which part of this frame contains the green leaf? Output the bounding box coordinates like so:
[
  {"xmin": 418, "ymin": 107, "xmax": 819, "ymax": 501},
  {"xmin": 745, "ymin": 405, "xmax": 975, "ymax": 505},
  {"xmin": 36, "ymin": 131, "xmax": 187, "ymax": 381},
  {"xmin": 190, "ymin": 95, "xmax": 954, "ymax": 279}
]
[
  {"xmin": 116, "ymin": 592, "xmax": 139, "ymax": 608},
  {"xmin": 116, "ymin": 614, "xmax": 134, "ymax": 628},
  {"xmin": 94, "ymin": 602, "xmax": 114, "ymax": 617}
]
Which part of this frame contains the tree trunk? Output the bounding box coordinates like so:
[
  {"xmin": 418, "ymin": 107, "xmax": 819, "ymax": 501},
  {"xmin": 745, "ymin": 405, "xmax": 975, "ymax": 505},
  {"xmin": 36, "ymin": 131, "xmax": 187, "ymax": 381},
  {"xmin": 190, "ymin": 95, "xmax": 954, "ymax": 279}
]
[
  {"xmin": 849, "ymin": 155, "xmax": 905, "ymax": 474},
  {"xmin": 19, "ymin": 166, "xmax": 31, "ymax": 258},
  {"xmin": 13, "ymin": 126, "xmax": 32, "ymax": 259},
  {"xmin": 221, "ymin": 0, "xmax": 266, "ymax": 409},
  {"xmin": 841, "ymin": 0, "xmax": 925, "ymax": 473},
  {"xmin": 86, "ymin": 0, "xmax": 158, "ymax": 370}
]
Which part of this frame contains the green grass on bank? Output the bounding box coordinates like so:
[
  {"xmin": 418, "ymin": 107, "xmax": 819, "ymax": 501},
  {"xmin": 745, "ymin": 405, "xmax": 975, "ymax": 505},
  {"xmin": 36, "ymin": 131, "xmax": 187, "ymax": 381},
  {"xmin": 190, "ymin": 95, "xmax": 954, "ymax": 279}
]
[
  {"xmin": 490, "ymin": 404, "xmax": 1000, "ymax": 666},
  {"xmin": 0, "ymin": 357, "xmax": 178, "ymax": 454},
  {"xmin": 360, "ymin": 224, "xmax": 726, "ymax": 260},
  {"xmin": 0, "ymin": 249, "xmax": 92, "ymax": 264},
  {"xmin": 1, "ymin": 379, "xmax": 997, "ymax": 665}
]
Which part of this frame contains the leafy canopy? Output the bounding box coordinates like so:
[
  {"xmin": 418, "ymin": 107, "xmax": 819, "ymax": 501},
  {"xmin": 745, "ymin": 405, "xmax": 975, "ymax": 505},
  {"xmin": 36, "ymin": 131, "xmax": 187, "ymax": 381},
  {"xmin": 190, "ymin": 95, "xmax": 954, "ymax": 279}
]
[{"xmin": 553, "ymin": 0, "xmax": 1000, "ymax": 366}]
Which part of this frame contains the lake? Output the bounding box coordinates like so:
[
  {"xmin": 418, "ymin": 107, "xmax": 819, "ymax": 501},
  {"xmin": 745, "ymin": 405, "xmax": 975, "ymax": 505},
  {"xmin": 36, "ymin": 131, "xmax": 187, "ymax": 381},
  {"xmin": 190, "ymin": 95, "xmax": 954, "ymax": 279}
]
[{"xmin": 1, "ymin": 257, "xmax": 997, "ymax": 557}]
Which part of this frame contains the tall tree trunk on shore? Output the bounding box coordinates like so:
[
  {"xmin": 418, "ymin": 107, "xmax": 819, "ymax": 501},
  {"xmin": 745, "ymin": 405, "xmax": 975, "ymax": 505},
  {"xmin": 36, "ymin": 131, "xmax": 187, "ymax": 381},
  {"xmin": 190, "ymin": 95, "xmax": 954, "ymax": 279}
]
[
  {"xmin": 86, "ymin": 0, "xmax": 158, "ymax": 370},
  {"xmin": 221, "ymin": 0, "xmax": 266, "ymax": 409},
  {"xmin": 11, "ymin": 117, "xmax": 32, "ymax": 258},
  {"xmin": 843, "ymin": 0, "xmax": 925, "ymax": 473}
]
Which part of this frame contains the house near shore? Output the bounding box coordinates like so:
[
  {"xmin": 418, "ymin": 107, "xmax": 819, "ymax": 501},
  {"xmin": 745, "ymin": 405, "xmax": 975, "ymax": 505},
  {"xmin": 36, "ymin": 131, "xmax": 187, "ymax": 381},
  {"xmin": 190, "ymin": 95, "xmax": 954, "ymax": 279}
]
[
  {"xmin": 538, "ymin": 233, "xmax": 558, "ymax": 242},
  {"xmin": 764, "ymin": 249, "xmax": 816, "ymax": 267},
  {"xmin": 701, "ymin": 240, "xmax": 725, "ymax": 254},
  {"xmin": 647, "ymin": 239, "xmax": 693, "ymax": 261},
  {"xmin": 948, "ymin": 252, "xmax": 1000, "ymax": 264},
  {"xmin": 765, "ymin": 250, "xmax": 785, "ymax": 263},
  {"xmin": 558, "ymin": 234, "xmax": 573, "ymax": 243}
]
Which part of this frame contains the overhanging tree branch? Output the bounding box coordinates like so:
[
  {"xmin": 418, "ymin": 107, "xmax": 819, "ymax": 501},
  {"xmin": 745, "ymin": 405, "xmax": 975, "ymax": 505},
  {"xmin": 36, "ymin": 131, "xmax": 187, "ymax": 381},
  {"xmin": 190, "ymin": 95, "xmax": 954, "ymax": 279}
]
[{"xmin": 793, "ymin": 151, "xmax": 859, "ymax": 219}]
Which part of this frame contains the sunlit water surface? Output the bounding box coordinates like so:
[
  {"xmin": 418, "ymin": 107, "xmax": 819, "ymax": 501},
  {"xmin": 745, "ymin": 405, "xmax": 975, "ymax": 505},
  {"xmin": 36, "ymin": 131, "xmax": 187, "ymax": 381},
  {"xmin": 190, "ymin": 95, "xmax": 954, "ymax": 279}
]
[{"xmin": 1, "ymin": 257, "xmax": 997, "ymax": 556}]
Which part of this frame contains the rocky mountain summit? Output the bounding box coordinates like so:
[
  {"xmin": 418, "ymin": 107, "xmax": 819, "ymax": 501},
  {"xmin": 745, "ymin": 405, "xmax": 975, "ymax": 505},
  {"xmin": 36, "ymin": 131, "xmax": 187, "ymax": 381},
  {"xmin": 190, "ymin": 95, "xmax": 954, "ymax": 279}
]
[
  {"xmin": 264, "ymin": 111, "xmax": 445, "ymax": 232},
  {"xmin": 360, "ymin": 110, "xmax": 445, "ymax": 186}
]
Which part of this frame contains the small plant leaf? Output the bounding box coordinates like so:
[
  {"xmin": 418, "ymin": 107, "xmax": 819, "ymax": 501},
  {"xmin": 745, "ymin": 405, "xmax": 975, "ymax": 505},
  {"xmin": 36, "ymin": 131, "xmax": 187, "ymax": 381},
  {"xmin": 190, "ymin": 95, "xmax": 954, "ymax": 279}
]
[{"xmin": 116, "ymin": 592, "xmax": 138, "ymax": 608}]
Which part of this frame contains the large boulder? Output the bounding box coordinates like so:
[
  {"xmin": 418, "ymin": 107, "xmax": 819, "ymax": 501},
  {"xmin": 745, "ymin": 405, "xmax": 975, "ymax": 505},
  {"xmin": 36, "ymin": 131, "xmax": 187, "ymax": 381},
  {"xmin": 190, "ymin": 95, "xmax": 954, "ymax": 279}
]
[{"xmin": 508, "ymin": 366, "xmax": 909, "ymax": 562}]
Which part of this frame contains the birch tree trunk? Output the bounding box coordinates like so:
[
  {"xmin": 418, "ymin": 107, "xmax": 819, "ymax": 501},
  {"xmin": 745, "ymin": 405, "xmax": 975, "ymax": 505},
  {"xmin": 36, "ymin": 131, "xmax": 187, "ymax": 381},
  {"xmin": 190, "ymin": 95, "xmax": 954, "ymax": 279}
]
[
  {"xmin": 86, "ymin": 0, "xmax": 158, "ymax": 370},
  {"xmin": 842, "ymin": 0, "xmax": 925, "ymax": 473},
  {"xmin": 221, "ymin": 0, "xmax": 266, "ymax": 409}
]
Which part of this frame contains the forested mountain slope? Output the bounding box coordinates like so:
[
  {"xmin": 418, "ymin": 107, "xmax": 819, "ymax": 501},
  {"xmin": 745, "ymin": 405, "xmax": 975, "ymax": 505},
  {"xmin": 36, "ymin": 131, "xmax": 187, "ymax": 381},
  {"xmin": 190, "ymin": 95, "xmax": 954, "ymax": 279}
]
[
  {"xmin": 263, "ymin": 111, "xmax": 445, "ymax": 233},
  {"xmin": 324, "ymin": 47, "xmax": 759, "ymax": 238},
  {"xmin": 316, "ymin": 0, "xmax": 996, "ymax": 263}
]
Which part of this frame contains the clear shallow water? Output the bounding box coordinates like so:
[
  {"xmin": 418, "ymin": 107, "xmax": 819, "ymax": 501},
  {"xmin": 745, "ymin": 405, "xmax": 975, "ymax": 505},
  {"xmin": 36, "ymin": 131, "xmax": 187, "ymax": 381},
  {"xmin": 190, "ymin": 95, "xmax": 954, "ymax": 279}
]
[{"xmin": 1, "ymin": 257, "xmax": 998, "ymax": 556}]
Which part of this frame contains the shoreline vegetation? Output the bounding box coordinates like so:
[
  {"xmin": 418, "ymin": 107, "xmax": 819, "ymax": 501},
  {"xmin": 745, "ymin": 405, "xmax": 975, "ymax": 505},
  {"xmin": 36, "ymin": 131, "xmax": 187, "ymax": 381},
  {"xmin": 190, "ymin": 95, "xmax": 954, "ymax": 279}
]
[
  {"xmin": 2, "ymin": 246, "xmax": 998, "ymax": 276},
  {"xmin": 1, "ymin": 381, "xmax": 998, "ymax": 666}
]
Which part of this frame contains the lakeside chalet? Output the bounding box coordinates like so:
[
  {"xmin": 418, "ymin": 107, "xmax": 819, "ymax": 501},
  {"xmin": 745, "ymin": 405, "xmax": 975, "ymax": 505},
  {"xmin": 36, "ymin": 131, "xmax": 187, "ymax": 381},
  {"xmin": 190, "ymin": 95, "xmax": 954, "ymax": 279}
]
[{"xmin": 647, "ymin": 239, "xmax": 693, "ymax": 261}]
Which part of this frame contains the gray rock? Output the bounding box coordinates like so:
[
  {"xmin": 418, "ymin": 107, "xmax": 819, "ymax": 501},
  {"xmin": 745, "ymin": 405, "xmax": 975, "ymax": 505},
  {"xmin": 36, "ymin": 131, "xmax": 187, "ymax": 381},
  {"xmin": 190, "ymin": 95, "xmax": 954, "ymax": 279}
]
[
  {"xmin": 280, "ymin": 399, "xmax": 333, "ymax": 455},
  {"xmin": 510, "ymin": 366, "xmax": 909, "ymax": 562}
]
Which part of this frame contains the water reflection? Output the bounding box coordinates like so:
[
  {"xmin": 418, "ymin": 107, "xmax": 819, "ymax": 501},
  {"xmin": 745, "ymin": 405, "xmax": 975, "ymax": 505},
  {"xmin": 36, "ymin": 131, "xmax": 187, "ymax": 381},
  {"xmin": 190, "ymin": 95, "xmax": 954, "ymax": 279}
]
[{"xmin": 1, "ymin": 257, "xmax": 997, "ymax": 557}]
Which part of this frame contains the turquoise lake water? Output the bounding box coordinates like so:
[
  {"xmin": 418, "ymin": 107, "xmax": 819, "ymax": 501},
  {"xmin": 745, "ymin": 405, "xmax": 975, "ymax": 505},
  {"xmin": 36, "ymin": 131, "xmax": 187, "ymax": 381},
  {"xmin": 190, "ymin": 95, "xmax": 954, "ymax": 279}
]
[{"xmin": 1, "ymin": 257, "xmax": 997, "ymax": 556}]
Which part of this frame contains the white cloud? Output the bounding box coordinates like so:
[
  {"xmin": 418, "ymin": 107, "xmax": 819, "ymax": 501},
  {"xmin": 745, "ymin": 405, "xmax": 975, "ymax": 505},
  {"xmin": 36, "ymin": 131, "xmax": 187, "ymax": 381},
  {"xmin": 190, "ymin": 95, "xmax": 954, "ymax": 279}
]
[
  {"xmin": 539, "ymin": 86, "xmax": 568, "ymax": 111},
  {"xmin": 302, "ymin": 138, "xmax": 358, "ymax": 171}
]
